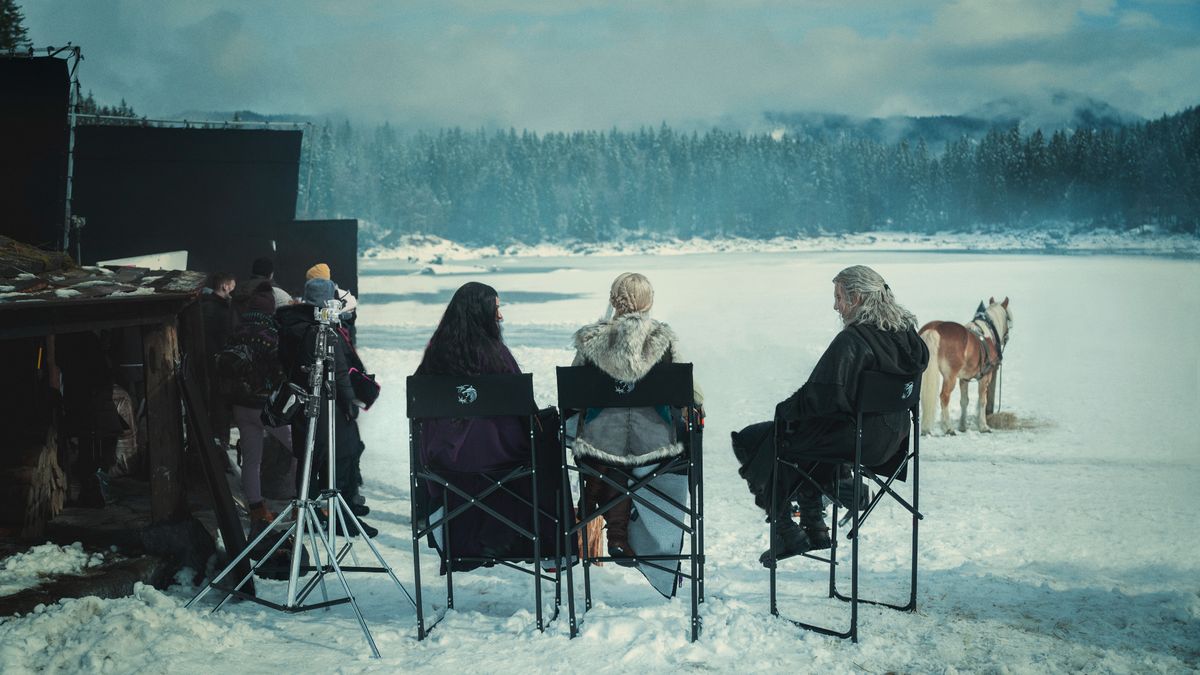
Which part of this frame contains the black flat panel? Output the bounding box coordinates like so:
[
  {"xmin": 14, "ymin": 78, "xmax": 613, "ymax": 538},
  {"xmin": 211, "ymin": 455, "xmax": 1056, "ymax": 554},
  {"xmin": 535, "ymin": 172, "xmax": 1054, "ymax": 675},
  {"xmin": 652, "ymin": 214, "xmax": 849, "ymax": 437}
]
[
  {"xmin": 0, "ymin": 57, "xmax": 69, "ymax": 248},
  {"xmin": 274, "ymin": 219, "xmax": 358, "ymax": 298},
  {"xmin": 72, "ymin": 126, "xmax": 302, "ymax": 272}
]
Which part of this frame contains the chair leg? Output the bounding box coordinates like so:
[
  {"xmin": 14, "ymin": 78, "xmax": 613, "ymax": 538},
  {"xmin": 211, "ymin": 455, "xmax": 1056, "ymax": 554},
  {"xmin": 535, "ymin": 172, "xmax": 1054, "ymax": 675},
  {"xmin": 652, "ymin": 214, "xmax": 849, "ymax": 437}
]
[
  {"xmin": 410, "ymin": 439, "xmax": 427, "ymax": 641},
  {"xmin": 828, "ymin": 500, "xmax": 839, "ymax": 599},
  {"xmin": 561, "ymin": 437, "xmax": 578, "ymax": 638},
  {"xmin": 413, "ymin": 523, "xmax": 425, "ymax": 640},
  {"xmin": 850, "ymin": 463, "xmax": 860, "ymax": 644},
  {"xmin": 581, "ymin": 488, "xmax": 594, "ymax": 611},
  {"xmin": 910, "ymin": 441, "xmax": 919, "ymax": 611},
  {"xmin": 695, "ymin": 423, "xmax": 706, "ymax": 605},
  {"xmin": 533, "ymin": 511, "xmax": 543, "ymax": 631},
  {"xmin": 443, "ymin": 492, "xmax": 454, "ymax": 610},
  {"xmin": 769, "ymin": 453, "xmax": 779, "ymax": 616},
  {"xmin": 689, "ymin": 452, "xmax": 700, "ymax": 642},
  {"xmin": 554, "ymin": 492, "xmax": 563, "ymax": 612}
]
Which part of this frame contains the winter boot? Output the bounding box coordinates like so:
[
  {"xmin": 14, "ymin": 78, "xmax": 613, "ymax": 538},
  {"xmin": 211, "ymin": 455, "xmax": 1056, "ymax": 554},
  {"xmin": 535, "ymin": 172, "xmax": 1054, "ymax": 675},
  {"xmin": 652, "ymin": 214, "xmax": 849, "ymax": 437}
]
[
  {"xmin": 604, "ymin": 496, "xmax": 637, "ymax": 565},
  {"xmin": 759, "ymin": 513, "xmax": 811, "ymax": 567},
  {"xmin": 329, "ymin": 508, "xmax": 378, "ymax": 538},
  {"xmin": 247, "ymin": 501, "xmax": 279, "ymax": 558},
  {"xmin": 794, "ymin": 491, "xmax": 831, "ymax": 551},
  {"xmin": 346, "ymin": 516, "xmax": 379, "ymax": 538}
]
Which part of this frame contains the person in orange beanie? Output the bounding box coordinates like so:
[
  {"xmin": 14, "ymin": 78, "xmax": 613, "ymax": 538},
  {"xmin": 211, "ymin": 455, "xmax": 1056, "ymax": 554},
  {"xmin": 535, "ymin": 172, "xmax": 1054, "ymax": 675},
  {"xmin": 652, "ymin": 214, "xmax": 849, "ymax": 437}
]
[{"xmin": 304, "ymin": 263, "xmax": 357, "ymax": 343}]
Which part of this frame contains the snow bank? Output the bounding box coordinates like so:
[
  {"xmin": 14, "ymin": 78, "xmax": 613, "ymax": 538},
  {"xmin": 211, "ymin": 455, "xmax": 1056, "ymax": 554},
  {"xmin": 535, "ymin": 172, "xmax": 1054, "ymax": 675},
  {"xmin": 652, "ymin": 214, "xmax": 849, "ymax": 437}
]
[
  {"xmin": 0, "ymin": 543, "xmax": 107, "ymax": 597},
  {"xmin": 0, "ymin": 583, "xmax": 273, "ymax": 673},
  {"xmin": 363, "ymin": 229, "xmax": 1200, "ymax": 263}
]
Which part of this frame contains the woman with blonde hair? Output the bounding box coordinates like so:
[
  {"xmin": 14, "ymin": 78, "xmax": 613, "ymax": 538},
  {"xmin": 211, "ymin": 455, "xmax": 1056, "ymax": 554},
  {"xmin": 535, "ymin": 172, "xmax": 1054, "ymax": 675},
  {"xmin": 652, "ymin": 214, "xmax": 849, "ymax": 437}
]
[{"xmin": 571, "ymin": 272, "xmax": 703, "ymax": 561}]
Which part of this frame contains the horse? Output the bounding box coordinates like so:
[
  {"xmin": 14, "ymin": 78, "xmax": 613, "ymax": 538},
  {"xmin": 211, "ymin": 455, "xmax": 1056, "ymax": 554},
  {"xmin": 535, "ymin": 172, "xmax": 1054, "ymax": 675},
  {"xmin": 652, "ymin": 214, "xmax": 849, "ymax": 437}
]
[{"xmin": 919, "ymin": 297, "xmax": 1013, "ymax": 435}]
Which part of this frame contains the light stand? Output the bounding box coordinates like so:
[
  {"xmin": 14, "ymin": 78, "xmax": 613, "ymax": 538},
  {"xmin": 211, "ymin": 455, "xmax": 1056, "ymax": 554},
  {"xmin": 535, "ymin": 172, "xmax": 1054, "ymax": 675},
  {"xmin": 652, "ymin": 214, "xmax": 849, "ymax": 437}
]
[{"xmin": 187, "ymin": 301, "xmax": 415, "ymax": 658}]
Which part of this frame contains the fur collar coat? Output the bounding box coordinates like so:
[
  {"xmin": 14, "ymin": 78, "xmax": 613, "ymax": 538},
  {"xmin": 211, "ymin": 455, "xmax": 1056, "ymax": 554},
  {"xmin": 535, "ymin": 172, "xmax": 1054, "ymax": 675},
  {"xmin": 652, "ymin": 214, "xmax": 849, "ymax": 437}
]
[{"xmin": 570, "ymin": 312, "xmax": 700, "ymax": 465}]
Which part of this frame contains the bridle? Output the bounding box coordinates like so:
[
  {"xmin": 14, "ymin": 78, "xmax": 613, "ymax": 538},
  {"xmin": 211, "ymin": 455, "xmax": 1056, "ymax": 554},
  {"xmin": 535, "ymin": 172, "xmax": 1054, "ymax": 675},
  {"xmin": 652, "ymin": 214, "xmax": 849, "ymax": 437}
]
[{"xmin": 969, "ymin": 302, "xmax": 1009, "ymax": 379}]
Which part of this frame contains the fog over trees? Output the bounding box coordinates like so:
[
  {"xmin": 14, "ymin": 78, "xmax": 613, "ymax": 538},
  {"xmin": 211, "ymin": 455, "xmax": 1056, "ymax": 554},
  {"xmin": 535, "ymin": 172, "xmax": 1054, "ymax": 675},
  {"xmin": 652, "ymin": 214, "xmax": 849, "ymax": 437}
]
[{"xmin": 297, "ymin": 106, "xmax": 1198, "ymax": 248}]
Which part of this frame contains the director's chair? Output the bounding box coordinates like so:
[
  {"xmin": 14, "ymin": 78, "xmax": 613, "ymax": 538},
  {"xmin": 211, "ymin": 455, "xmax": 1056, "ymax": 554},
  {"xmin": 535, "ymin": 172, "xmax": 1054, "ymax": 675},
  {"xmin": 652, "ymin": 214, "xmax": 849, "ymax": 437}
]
[
  {"xmin": 406, "ymin": 373, "xmax": 563, "ymax": 639},
  {"xmin": 768, "ymin": 370, "xmax": 923, "ymax": 642}
]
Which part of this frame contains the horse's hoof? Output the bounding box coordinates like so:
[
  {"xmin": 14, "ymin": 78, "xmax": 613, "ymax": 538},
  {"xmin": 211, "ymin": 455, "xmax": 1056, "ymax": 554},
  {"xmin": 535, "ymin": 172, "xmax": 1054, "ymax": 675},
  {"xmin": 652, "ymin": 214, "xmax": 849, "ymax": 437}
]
[{"xmin": 980, "ymin": 427, "xmax": 992, "ymax": 434}]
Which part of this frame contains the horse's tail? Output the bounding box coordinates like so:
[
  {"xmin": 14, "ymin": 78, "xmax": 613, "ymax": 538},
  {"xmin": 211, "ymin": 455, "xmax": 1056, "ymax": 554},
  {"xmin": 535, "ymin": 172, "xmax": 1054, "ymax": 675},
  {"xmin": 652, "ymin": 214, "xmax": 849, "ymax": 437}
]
[{"xmin": 919, "ymin": 327, "xmax": 941, "ymax": 433}]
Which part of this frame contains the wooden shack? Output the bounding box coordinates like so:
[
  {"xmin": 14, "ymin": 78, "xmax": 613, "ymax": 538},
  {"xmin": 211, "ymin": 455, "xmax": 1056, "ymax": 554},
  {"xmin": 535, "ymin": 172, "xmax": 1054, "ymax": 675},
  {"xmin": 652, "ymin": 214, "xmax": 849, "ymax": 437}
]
[{"xmin": 0, "ymin": 235, "xmax": 250, "ymax": 603}]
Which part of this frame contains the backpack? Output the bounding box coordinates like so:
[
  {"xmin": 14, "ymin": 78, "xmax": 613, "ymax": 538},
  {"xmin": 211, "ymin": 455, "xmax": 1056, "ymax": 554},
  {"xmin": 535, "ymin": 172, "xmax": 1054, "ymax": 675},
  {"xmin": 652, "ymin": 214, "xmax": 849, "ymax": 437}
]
[{"xmin": 213, "ymin": 343, "xmax": 256, "ymax": 401}]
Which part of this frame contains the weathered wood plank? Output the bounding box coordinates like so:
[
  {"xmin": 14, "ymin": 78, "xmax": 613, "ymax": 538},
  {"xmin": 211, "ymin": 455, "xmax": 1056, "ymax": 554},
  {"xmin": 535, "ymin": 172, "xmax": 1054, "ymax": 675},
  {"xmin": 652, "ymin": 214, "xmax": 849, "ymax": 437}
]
[{"xmin": 141, "ymin": 319, "xmax": 188, "ymax": 523}]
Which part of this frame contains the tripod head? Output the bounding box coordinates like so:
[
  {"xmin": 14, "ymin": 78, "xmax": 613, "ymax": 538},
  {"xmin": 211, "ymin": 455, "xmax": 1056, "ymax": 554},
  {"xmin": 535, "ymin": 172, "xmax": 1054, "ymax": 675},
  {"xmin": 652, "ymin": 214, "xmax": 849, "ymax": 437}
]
[
  {"xmin": 314, "ymin": 299, "xmax": 341, "ymax": 326},
  {"xmin": 302, "ymin": 299, "xmax": 344, "ymax": 418}
]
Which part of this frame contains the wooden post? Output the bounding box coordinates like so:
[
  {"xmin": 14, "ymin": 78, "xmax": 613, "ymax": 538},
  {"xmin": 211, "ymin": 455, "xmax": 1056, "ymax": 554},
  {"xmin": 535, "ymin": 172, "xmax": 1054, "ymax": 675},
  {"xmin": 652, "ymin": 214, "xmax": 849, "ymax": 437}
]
[
  {"xmin": 142, "ymin": 318, "xmax": 189, "ymax": 523},
  {"xmin": 177, "ymin": 300, "xmax": 254, "ymax": 593}
]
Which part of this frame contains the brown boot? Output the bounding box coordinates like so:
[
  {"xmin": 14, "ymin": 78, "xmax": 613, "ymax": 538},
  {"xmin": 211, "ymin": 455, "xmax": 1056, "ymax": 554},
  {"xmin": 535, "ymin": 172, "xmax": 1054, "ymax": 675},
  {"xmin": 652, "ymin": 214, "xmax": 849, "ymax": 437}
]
[
  {"xmin": 604, "ymin": 495, "xmax": 637, "ymax": 565},
  {"xmin": 249, "ymin": 501, "xmax": 275, "ymax": 526},
  {"xmin": 246, "ymin": 501, "xmax": 278, "ymax": 558}
]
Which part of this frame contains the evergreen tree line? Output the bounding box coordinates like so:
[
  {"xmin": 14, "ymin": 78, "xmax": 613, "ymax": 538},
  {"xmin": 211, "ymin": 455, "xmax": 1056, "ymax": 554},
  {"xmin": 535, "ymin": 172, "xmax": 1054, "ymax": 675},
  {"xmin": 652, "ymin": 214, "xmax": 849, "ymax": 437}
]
[
  {"xmin": 76, "ymin": 90, "xmax": 139, "ymax": 122},
  {"xmin": 300, "ymin": 106, "xmax": 1200, "ymax": 247}
]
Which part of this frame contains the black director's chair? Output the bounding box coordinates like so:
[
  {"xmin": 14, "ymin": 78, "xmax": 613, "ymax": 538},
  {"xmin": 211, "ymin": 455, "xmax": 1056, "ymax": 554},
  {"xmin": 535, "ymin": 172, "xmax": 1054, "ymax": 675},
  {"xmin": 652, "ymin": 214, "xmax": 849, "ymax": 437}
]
[
  {"xmin": 768, "ymin": 370, "xmax": 923, "ymax": 643},
  {"xmin": 406, "ymin": 373, "xmax": 562, "ymax": 640},
  {"xmin": 557, "ymin": 363, "xmax": 704, "ymax": 642}
]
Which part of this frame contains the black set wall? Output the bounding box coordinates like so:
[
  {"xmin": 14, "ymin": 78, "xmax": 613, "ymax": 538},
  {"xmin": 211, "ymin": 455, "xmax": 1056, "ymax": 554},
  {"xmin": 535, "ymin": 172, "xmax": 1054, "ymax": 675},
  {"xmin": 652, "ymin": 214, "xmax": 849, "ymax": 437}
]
[
  {"xmin": 71, "ymin": 126, "xmax": 303, "ymax": 275},
  {"xmin": 0, "ymin": 57, "xmax": 69, "ymax": 249},
  {"xmin": 274, "ymin": 219, "xmax": 359, "ymax": 297}
]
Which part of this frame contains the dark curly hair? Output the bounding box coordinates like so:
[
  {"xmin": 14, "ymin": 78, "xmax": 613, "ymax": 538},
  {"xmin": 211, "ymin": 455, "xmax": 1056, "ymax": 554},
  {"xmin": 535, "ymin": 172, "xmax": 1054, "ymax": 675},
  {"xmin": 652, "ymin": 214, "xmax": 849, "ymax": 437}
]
[{"xmin": 416, "ymin": 282, "xmax": 518, "ymax": 376}]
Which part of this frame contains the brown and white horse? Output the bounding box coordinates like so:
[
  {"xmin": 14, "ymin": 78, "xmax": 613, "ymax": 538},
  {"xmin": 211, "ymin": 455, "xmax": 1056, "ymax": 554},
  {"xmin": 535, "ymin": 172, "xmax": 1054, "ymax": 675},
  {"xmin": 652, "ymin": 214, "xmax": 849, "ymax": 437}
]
[{"xmin": 919, "ymin": 297, "xmax": 1013, "ymax": 435}]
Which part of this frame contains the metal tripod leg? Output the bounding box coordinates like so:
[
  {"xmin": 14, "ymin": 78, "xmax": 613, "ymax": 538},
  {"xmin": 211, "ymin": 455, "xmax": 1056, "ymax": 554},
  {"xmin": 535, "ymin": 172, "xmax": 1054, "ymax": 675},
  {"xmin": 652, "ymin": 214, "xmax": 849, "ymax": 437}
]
[
  {"xmin": 334, "ymin": 492, "xmax": 417, "ymax": 608},
  {"xmin": 187, "ymin": 501, "xmax": 299, "ymax": 609},
  {"xmin": 304, "ymin": 503, "xmax": 381, "ymax": 659}
]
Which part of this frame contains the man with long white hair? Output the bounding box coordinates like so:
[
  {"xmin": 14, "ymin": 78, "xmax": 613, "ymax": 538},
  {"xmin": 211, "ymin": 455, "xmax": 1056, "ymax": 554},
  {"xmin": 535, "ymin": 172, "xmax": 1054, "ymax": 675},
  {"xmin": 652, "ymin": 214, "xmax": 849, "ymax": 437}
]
[{"xmin": 732, "ymin": 265, "xmax": 929, "ymax": 565}]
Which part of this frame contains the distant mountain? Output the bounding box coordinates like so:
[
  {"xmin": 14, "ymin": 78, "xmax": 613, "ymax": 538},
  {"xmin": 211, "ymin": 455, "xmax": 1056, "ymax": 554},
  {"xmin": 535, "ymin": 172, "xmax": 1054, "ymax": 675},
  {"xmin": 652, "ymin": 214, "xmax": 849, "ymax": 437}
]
[{"xmin": 764, "ymin": 90, "xmax": 1144, "ymax": 148}]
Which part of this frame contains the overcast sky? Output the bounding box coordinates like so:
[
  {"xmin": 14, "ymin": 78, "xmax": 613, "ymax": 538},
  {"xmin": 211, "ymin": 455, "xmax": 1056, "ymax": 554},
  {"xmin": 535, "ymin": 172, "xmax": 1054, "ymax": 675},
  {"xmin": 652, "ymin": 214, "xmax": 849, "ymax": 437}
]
[{"xmin": 24, "ymin": 0, "xmax": 1200, "ymax": 131}]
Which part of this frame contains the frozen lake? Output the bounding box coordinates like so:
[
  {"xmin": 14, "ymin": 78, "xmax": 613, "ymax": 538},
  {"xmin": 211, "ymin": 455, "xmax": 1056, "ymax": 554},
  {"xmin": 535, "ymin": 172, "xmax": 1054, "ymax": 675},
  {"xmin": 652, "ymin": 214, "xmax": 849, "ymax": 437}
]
[{"xmin": 3, "ymin": 250, "xmax": 1198, "ymax": 673}]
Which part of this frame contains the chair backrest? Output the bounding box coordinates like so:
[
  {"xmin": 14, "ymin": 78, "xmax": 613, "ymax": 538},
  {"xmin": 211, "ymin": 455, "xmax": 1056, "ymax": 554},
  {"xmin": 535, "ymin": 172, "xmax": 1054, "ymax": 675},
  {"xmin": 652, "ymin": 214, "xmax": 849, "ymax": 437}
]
[
  {"xmin": 855, "ymin": 370, "xmax": 921, "ymax": 415},
  {"xmin": 406, "ymin": 373, "xmax": 537, "ymax": 419},
  {"xmin": 556, "ymin": 363, "xmax": 694, "ymax": 410}
]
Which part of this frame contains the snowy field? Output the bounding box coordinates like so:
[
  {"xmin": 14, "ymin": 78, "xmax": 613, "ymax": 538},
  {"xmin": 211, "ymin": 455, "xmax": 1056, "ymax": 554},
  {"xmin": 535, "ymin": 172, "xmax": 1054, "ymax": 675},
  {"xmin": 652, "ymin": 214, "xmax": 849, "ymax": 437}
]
[{"xmin": 3, "ymin": 250, "xmax": 1199, "ymax": 673}]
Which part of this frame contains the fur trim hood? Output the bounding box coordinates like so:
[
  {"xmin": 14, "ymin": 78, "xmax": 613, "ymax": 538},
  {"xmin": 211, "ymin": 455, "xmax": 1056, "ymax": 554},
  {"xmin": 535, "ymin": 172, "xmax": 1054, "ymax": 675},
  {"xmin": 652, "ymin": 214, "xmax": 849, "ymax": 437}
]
[{"xmin": 572, "ymin": 312, "xmax": 679, "ymax": 382}]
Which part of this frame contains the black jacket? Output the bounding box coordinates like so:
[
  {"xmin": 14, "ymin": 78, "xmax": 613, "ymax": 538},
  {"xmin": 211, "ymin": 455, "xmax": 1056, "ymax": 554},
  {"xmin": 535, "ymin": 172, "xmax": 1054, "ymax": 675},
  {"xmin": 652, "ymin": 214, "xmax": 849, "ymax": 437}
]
[
  {"xmin": 733, "ymin": 322, "xmax": 928, "ymax": 513},
  {"xmin": 200, "ymin": 292, "xmax": 235, "ymax": 359},
  {"xmin": 276, "ymin": 303, "xmax": 357, "ymax": 415},
  {"xmin": 775, "ymin": 323, "xmax": 928, "ymax": 466}
]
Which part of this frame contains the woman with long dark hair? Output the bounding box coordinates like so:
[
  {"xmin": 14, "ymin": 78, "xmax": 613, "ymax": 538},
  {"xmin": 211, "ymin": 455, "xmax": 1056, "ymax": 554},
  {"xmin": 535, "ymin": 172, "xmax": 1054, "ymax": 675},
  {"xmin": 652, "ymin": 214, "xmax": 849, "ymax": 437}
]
[
  {"xmin": 414, "ymin": 282, "xmax": 555, "ymax": 571},
  {"xmin": 416, "ymin": 282, "xmax": 515, "ymax": 377}
]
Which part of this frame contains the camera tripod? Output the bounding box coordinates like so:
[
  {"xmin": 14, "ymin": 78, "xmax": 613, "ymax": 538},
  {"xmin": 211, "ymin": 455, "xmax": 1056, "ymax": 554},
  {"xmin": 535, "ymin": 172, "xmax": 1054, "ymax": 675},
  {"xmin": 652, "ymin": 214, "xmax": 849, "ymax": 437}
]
[{"xmin": 187, "ymin": 302, "xmax": 415, "ymax": 658}]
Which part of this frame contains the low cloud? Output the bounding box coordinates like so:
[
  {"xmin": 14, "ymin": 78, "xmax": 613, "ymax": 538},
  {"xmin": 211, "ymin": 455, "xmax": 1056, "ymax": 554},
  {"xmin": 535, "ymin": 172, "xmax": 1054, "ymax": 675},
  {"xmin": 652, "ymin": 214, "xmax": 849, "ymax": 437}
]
[{"xmin": 24, "ymin": 0, "xmax": 1200, "ymax": 130}]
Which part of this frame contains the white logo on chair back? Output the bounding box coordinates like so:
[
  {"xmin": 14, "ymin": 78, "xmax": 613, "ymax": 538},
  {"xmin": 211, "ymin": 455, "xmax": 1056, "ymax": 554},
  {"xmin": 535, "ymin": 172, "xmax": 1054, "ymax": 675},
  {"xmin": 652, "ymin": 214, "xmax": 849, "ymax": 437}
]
[
  {"xmin": 901, "ymin": 381, "xmax": 914, "ymax": 399},
  {"xmin": 456, "ymin": 384, "xmax": 478, "ymax": 404},
  {"xmin": 614, "ymin": 379, "xmax": 636, "ymax": 394}
]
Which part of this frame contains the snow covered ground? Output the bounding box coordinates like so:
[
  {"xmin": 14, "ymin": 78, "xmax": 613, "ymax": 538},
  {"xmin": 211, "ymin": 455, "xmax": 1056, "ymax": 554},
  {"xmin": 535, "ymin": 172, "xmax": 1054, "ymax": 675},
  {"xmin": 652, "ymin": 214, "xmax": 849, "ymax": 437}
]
[{"xmin": 2, "ymin": 250, "xmax": 1198, "ymax": 673}]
